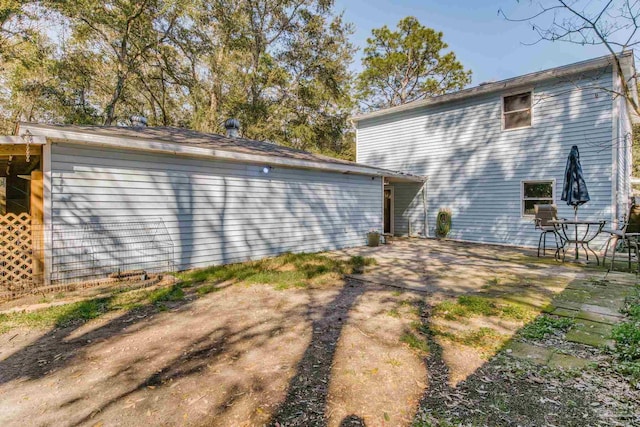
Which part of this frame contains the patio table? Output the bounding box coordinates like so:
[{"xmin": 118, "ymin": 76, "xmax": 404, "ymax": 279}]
[{"xmin": 550, "ymin": 219, "xmax": 606, "ymax": 264}]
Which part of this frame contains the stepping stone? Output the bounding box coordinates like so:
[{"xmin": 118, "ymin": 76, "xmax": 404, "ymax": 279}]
[
  {"xmin": 572, "ymin": 319, "xmax": 614, "ymax": 336},
  {"xmin": 566, "ymin": 328, "xmax": 615, "ymax": 349},
  {"xmin": 579, "ymin": 304, "xmax": 623, "ymax": 318},
  {"xmin": 550, "ymin": 307, "xmax": 579, "ymax": 318},
  {"xmin": 506, "ymin": 342, "xmax": 553, "ymax": 364},
  {"xmin": 574, "ymin": 310, "xmax": 622, "ymax": 325},
  {"xmin": 548, "ymin": 353, "xmax": 592, "ymax": 370}
]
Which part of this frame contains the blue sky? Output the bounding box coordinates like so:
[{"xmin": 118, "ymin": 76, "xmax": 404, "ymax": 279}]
[{"xmin": 334, "ymin": 0, "xmax": 609, "ymax": 85}]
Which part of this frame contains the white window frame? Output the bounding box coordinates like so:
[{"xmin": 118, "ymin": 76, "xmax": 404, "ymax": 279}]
[
  {"xmin": 502, "ymin": 90, "xmax": 533, "ymax": 131},
  {"xmin": 521, "ymin": 179, "xmax": 555, "ymax": 217}
]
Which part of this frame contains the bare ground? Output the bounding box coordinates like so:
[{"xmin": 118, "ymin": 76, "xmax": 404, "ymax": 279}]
[{"xmin": 0, "ymin": 239, "xmax": 638, "ymax": 426}]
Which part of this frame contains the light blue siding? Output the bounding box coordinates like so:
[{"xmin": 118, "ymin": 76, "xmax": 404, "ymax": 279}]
[
  {"xmin": 49, "ymin": 143, "xmax": 382, "ymax": 272},
  {"xmin": 357, "ymin": 68, "xmax": 616, "ymax": 248}
]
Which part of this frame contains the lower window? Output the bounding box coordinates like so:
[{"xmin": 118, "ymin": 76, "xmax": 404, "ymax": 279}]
[{"xmin": 522, "ymin": 181, "xmax": 554, "ymax": 216}]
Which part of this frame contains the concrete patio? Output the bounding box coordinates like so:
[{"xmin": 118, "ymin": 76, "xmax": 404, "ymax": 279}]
[{"xmin": 330, "ymin": 238, "xmax": 637, "ymax": 358}]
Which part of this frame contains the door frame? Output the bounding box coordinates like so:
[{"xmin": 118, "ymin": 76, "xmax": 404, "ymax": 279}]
[{"xmin": 384, "ymin": 185, "xmax": 394, "ymax": 235}]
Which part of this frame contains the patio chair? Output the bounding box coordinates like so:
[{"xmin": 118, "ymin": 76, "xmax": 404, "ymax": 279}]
[
  {"xmin": 534, "ymin": 204, "xmax": 562, "ymax": 258},
  {"xmin": 603, "ymin": 204, "xmax": 640, "ymax": 273}
]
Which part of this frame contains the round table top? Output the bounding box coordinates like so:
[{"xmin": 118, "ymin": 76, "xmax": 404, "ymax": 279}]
[{"xmin": 549, "ymin": 219, "xmax": 606, "ymax": 225}]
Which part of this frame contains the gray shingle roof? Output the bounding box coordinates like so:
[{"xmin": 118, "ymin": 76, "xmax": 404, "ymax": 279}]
[
  {"xmin": 19, "ymin": 122, "xmax": 425, "ymax": 181},
  {"xmin": 24, "ymin": 123, "xmax": 359, "ymax": 165}
]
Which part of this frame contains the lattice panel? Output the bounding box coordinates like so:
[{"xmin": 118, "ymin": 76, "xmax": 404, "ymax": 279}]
[{"xmin": 0, "ymin": 213, "xmax": 34, "ymax": 291}]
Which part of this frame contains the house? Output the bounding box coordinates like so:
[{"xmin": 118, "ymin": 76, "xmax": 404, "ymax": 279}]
[
  {"xmin": 0, "ymin": 122, "xmax": 424, "ymax": 290},
  {"xmin": 352, "ymin": 52, "xmax": 638, "ymax": 248}
]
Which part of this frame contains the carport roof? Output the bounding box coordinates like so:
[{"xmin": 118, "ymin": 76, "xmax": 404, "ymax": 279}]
[{"xmin": 17, "ymin": 122, "xmax": 426, "ymax": 182}]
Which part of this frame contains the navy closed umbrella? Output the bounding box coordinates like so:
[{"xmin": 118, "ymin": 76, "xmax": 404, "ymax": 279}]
[{"xmin": 561, "ymin": 145, "xmax": 590, "ymax": 220}]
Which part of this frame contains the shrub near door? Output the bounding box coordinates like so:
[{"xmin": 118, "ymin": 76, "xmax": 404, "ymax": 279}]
[{"xmin": 436, "ymin": 209, "xmax": 452, "ymax": 239}]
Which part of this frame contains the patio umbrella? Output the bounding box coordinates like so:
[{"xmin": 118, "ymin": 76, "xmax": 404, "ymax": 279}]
[{"xmin": 561, "ymin": 145, "xmax": 590, "ymax": 220}]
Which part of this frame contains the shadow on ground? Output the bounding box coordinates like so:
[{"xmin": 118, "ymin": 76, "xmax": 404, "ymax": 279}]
[{"xmin": 0, "ymin": 239, "xmax": 637, "ymax": 426}]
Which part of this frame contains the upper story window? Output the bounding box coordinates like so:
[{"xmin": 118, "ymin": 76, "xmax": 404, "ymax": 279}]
[{"xmin": 503, "ymin": 91, "xmax": 532, "ymax": 130}]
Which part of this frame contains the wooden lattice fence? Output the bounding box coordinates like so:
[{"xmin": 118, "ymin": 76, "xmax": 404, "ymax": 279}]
[{"xmin": 0, "ymin": 212, "xmax": 41, "ymax": 293}]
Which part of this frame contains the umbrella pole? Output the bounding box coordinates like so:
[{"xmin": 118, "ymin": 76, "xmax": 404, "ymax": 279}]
[{"xmin": 574, "ymin": 205, "xmax": 579, "ymax": 260}]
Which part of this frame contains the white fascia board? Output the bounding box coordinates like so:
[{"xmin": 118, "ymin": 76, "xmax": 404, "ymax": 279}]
[
  {"xmin": 21, "ymin": 125, "xmax": 426, "ymax": 183},
  {"xmin": 0, "ymin": 135, "xmax": 47, "ymax": 145}
]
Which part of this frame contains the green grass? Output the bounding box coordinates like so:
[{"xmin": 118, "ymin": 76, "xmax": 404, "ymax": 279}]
[
  {"xmin": 611, "ymin": 285, "xmax": 640, "ymax": 384},
  {"xmin": 386, "ymin": 308, "xmax": 400, "ymax": 318},
  {"xmin": 195, "ymin": 284, "xmax": 222, "ymax": 295},
  {"xmin": 0, "ymin": 285, "xmax": 187, "ymax": 333},
  {"xmin": 520, "ymin": 315, "xmax": 575, "ymax": 340},
  {"xmin": 148, "ymin": 285, "xmax": 185, "ymax": 303},
  {"xmin": 0, "ymin": 252, "xmax": 375, "ymax": 334},
  {"xmin": 433, "ymin": 295, "xmax": 536, "ymax": 321},
  {"xmin": 431, "ymin": 326, "xmax": 504, "ymax": 351},
  {"xmin": 0, "ymin": 298, "xmax": 113, "ymax": 332},
  {"xmin": 400, "ymin": 331, "xmax": 429, "ymax": 353},
  {"xmin": 177, "ymin": 252, "xmax": 376, "ymax": 290}
]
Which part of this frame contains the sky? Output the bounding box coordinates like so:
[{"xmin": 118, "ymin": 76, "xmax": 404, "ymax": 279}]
[{"xmin": 333, "ymin": 0, "xmax": 609, "ymax": 86}]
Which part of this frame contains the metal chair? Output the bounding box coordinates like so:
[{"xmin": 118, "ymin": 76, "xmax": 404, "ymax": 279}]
[
  {"xmin": 603, "ymin": 204, "xmax": 640, "ymax": 272},
  {"xmin": 534, "ymin": 204, "xmax": 562, "ymax": 257}
]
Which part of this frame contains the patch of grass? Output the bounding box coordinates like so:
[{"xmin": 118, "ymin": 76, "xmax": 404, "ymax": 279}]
[
  {"xmin": 177, "ymin": 252, "xmax": 374, "ymax": 290},
  {"xmin": 433, "ymin": 295, "xmax": 535, "ymax": 321},
  {"xmin": 500, "ymin": 303, "xmax": 536, "ymax": 321},
  {"xmin": 520, "ymin": 315, "xmax": 575, "ymax": 340},
  {"xmin": 611, "ymin": 285, "xmax": 640, "ymax": 385},
  {"xmin": 385, "ymin": 358, "xmax": 402, "ymax": 367},
  {"xmin": 459, "ymin": 327, "xmax": 501, "ymax": 347},
  {"xmin": 148, "ymin": 285, "xmax": 185, "ymax": 303},
  {"xmin": 0, "ymin": 298, "xmax": 113, "ymax": 332},
  {"xmin": 195, "ymin": 284, "xmax": 222, "ymax": 295},
  {"xmin": 612, "ymin": 322, "xmax": 640, "ymax": 360},
  {"xmin": 349, "ymin": 255, "xmax": 376, "ymax": 269},
  {"xmin": 0, "ymin": 284, "xmax": 187, "ymax": 333},
  {"xmin": 400, "ymin": 332, "xmax": 429, "ymax": 353},
  {"xmin": 431, "ymin": 326, "xmax": 504, "ymax": 352},
  {"xmin": 386, "ymin": 308, "xmax": 400, "ymax": 318}
]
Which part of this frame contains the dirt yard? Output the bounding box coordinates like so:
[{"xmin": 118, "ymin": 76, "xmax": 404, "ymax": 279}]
[{"xmin": 0, "ymin": 239, "xmax": 638, "ymax": 426}]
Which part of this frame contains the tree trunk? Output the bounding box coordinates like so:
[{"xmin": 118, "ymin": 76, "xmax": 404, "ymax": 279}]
[{"xmin": 103, "ymin": 73, "xmax": 126, "ymax": 126}]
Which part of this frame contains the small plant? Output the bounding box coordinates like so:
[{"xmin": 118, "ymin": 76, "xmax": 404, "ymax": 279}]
[
  {"xmin": 610, "ymin": 286, "xmax": 640, "ymax": 385},
  {"xmin": 435, "ymin": 208, "xmax": 452, "ymax": 238},
  {"xmin": 367, "ymin": 229, "xmax": 381, "ymax": 247},
  {"xmin": 349, "ymin": 255, "xmax": 376, "ymax": 273},
  {"xmin": 520, "ymin": 315, "xmax": 574, "ymax": 340}
]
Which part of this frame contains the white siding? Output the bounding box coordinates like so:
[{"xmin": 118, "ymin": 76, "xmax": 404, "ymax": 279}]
[
  {"xmin": 616, "ymin": 93, "xmax": 633, "ymax": 221},
  {"xmin": 391, "ymin": 182, "xmax": 426, "ymax": 236},
  {"xmin": 357, "ymin": 68, "xmax": 615, "ymax": 248},
  {"xmin": 49, "ymin": 143, "xmax": 382, "ymax": 272}
]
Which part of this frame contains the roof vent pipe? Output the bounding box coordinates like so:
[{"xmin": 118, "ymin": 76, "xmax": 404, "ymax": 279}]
[
  {"xmin": 130, "ymin": 115, "xmax": 148, "ymax": 127},
  {"xmin": 224, "ymin": 118, "xmax": 240, "ymax": 138}
]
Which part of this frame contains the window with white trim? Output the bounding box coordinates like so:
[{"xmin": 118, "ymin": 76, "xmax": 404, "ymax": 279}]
[
  {"xmin": 522, "ymin": 181, "xmax": 553, "ymax": 216},
  {"xmin": 503, "ymin": 92, "xmax": 532, "ymax": 130}
]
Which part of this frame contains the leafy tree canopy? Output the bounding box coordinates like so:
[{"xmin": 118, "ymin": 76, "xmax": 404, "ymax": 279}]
[
  {"xmin": 356, "ymin": 16, "xmax": 471, "ymax": 111},
  {"xmin": 0, "ymin": 0, "xmax": 356, "ymax": 158}
]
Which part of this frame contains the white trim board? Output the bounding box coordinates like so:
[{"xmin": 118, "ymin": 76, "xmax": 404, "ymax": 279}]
[{"xmin": 19, "ymin": 125, "xmax": 426, "ymax": 183}]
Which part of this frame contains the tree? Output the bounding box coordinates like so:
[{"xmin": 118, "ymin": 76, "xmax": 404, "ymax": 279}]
[
  {"xmin": 182, "ymin": 0, "xmax": 356, "ymax": 155},
  {"xmin": 356, "ymin": 16, "xmax": 471, "ymax": 111},
  {"xmin": 0, "ymin": 0, "xmax": 357, "ymax": 159},
  {"xmin": 499, "ymin": 0, "xmax": 640, "ymax": 118}
]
